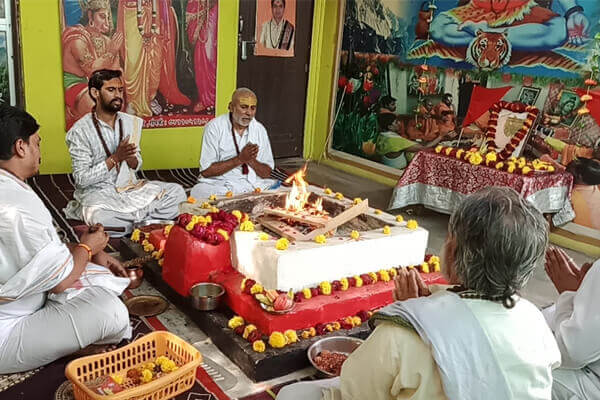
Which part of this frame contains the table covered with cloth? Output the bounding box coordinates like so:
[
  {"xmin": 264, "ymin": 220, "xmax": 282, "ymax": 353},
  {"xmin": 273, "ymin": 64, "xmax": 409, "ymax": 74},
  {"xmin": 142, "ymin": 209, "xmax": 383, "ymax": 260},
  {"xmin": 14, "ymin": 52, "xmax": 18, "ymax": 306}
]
[{"xmin": 388, "ymin": 150, "xmax": 574, "ymax": 217}]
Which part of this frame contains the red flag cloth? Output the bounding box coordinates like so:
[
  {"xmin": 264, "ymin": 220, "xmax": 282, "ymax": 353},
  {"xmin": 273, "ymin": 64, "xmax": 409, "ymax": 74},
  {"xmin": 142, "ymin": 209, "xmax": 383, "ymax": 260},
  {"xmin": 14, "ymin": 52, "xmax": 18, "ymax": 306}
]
[
  {"xmin": 575, "ymin": 88, "xmax": 600, "ymax": 127},
  {"xmin": 462, "ymin": 85, "xmax": 513, "ymax": 127}
]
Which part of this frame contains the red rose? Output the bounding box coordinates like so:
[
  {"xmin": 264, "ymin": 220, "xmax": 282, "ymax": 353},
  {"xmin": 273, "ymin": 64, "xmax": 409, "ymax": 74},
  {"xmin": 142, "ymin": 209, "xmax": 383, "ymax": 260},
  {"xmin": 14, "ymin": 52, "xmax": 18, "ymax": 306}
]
[
  {"xmin": 363, "ymin": 95, "xmax": 371, "ymax": 106},
  {"xmin": 356, "ymin": 310, "xmax": 369, "ymax": 323},
  {"xmin": 363, "ymin": 80, "xmax": 373, "ymax": 92},
  {"xmin": 424, "ymin": 255, "xmax": 432, "ymax": 262},
  {"xmin": 310, "ymin": 287, "xmax": 319, "ymax": 298},
  {"xmin": 348, "ymin": 277, "xmax": 357, "ymax": 287},
  {"xmin": 293, "ymin": 292, "xmax": 304, "ymax": 303},
  {"xmin": 178, "ymin": 213, "xmax": 193, "ymax": 227},
  {"xmin": 247, "ymin": 330, "xmax": 262, "ymax": 343},
  {"xmin": 345, "ymin": 82, "xmax": 354, "ymax": 94},
  {"xmin": 360, "ymin": 274, "xmax": 373, "ymax": 285},
  {"xmin": 338, "ymin": 76, "xmax": 348, "ymax": 88},
  {"xmin": 315, "ymin": 323, "xmax": 328, "ymax": 336},
  {"xmin": 339, "ymin": 319, "xmax": 354, "ymax": 330},
  {"xmin": 371, "ymin": 66, "xmax": 379, "ymax": 75},
  {"xmin": 234, "ymin": 325, "xmax": 245, "ymax": 336},
  {"xmin": 331, "ymin": 280, "xmax": 342, "ymax": 291},
  {"xmin": 242, "ymin": 279, "xmax": 256, "ymax": 294}
]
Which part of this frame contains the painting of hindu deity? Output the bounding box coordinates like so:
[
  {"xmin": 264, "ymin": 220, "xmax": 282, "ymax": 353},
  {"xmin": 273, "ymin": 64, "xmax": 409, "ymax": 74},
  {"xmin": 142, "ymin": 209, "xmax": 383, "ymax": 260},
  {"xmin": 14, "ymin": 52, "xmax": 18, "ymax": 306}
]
[{"xmin": 60, "ymin": 0, "xmax": 218, "ymax": 130}]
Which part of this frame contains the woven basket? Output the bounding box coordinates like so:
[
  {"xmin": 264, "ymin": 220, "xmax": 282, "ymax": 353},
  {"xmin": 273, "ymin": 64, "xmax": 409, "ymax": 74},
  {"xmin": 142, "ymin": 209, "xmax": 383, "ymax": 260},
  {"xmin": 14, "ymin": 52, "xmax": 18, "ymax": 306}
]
[{"xmin": 65, "ymin": 331, "xmax": 201, "ymax": 400}]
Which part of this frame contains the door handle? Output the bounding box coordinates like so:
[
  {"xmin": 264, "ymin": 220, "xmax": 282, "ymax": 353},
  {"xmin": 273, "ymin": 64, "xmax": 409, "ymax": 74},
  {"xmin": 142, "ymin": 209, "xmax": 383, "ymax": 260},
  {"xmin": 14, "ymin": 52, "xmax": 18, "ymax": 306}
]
[{"xmin": 241, "ymin": 40, "xmax": 256, "ymax": 61}]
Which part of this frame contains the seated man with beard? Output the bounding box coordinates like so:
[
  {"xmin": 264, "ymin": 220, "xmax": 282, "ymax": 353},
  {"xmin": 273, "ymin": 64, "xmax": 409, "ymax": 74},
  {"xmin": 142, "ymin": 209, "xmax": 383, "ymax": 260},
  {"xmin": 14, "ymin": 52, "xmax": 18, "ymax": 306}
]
[
  {"xmin": 277, "ymin": 187, "xmax": 560, "ymax": 400},
  {"xmin": 64, "ymin": 69, "xmax": 186, "ymax": 236}
]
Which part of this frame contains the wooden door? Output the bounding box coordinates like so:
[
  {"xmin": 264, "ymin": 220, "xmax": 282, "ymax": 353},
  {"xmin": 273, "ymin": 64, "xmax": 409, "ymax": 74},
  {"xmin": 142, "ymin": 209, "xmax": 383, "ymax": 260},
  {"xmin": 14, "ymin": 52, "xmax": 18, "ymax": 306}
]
[{"xmin": 236, "ymin": 0, "xmax": 313, "ymax": 159}]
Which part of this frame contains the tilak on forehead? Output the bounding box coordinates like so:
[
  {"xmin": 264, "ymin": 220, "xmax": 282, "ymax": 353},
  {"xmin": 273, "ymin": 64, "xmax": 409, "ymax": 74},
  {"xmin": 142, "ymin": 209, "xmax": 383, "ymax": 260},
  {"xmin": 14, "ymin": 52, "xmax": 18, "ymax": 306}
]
[{"xmin": 238, "ymin": 95, "xmax": 257, "ymax": 106}]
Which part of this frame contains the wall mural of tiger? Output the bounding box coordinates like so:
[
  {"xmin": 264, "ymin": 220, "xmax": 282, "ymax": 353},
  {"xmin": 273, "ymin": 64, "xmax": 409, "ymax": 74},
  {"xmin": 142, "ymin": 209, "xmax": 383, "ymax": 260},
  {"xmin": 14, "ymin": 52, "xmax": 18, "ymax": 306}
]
[{"xmin": 465, "ymin": 30, "xmax": 513, "ymax": 71}]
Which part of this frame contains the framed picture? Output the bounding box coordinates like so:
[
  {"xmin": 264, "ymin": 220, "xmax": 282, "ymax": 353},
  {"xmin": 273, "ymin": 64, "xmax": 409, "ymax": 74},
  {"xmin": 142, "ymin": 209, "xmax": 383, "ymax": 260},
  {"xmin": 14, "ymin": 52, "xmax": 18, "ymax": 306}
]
[
  {"xmin": 554, "ymin": 90, "xmax": 581, "ymax": 127},
  {"xmin": 485, "ymin": 101, "xmax": 539, "ymax": 159},
  {"xmin": 518, "ymin": 86, "xmax": 541, "ymax": 106}
]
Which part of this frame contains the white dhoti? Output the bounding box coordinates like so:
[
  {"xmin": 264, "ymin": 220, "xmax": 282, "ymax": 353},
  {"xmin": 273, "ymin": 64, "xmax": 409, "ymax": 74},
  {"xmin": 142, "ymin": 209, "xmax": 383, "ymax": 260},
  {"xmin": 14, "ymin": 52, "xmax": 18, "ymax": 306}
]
[
  {"xmin": 81, "ymin": 181, "xmax": 186, "ymax": 236},
  {"xmin": 0, "ymin": 287, "xmax": 130, "ymax": 373},
  {"xmin": 552, "ymin": 366, "xmax": 600, "ymax": 400}
]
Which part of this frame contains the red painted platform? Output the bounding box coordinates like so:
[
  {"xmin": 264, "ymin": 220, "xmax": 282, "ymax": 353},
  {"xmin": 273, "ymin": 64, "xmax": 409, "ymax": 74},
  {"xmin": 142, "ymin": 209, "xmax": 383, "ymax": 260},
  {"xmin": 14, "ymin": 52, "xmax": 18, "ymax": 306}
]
[{"xmin": 211, "ymin": 269, "xmax": 447, "ymax": 334}]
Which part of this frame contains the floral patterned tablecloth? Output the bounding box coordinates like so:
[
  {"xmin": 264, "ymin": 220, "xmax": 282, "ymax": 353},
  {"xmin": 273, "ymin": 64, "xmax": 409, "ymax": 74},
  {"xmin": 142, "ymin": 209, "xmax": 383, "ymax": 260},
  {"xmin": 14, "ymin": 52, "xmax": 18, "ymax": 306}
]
[{"xmin": 389, "ymin": 150, "xmax": 574, "ymax": 216}]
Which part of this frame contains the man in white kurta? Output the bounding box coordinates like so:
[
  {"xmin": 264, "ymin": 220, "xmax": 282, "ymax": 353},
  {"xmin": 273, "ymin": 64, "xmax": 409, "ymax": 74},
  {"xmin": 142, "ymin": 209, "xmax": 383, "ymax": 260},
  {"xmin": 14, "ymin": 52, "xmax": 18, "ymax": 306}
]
[
  {"xmin": 0, "ymin": 105, "xmax": 131, "ymax": 373},
  {"xmin": 543, "ymin": 248, "xmax": 600, "ymax": 399},
  {"xmin": 64, "ymin": 69, "xmax": 186, "ymax": 236},
  {"xmin": 191, "ymin": 88, "xmax": 277, "ymax": 199}
]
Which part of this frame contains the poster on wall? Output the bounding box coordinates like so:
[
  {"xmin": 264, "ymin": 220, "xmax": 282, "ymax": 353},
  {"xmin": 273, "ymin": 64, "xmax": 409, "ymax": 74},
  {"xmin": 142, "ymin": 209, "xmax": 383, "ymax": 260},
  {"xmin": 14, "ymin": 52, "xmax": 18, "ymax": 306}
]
[
  {"xmin": 0, "ymin": 32, "xmax": 10, "ymax": 104},
  {"xmin": 254, "ymin": 0, "xmax": 295, "ymax": 57},
  {"xmin": 60, "ymin": 0, "xmax": 218, "ymax": 130}
]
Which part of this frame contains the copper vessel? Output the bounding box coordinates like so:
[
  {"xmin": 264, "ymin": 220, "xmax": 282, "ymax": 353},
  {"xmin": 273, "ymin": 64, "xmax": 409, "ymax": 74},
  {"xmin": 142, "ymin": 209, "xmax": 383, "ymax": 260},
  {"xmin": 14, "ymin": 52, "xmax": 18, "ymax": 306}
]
[{"xmin": 126, "ymin": 266, "xmax": 144, "ymax": 289}]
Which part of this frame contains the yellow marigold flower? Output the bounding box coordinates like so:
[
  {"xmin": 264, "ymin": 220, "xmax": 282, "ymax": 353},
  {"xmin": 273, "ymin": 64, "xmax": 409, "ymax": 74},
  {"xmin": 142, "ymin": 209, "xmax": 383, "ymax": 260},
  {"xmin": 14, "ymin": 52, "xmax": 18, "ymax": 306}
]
[
  {"xmin": 350, "ymin": 230, "xmax": 360, "ymax": 240},
  {"xmin": 216, "ymin": 229, "xmax": 229, "ymax": 241},
  {"xmin": 407, "ymin": 265, "xmax": 415, "ymax": 269},
  {"xmin": 314, "ymin": 234, "xmax": 327, "ymax": 244},
  {"xmin": 324, "ymin": 187, "xmax": 333, "ymax": 195},
  {"xmin": 325, "ymin": 323, "xmax": 334, "ymax": 332},
  {"xmin": 131, "ymin": 229, "xmax": 141, "ymax": 242},
  {"xmin": 469, "ymin": 152, "xmax": 483, "ymax": 166},
  {"xmin": 389, "ymin": 268, "xmax": 398, "ymax": 278},
  {"xmin": 308, "ymin": 327, "xmax": 316, "ymax": 336},
  {"xmin": 521, "ymin": 166, "xmax": 532, "ymax": 175},
  {"xmin": 253, "ymin": 340, "xmax": 266, "ymax": 352},
  {"xmin": 161, "ymin": 359, "xmax": 178, "ymax": 373},
  {"xmin": 301, "ymin": 331, "xmax": 311, "ymax": 339},
  {"xmin": 143, "ymin": 243, "xmax": 155, "ymax": 253},
  {"xmin": 144, "ymin": 362, "xmax": 156, "ymax": 371},
  {"xmin": 432, "ymin": 261, "xmax": 441, "ymax": 272},
  {"xmin": 243, "ymin": 324, "xmax": 257, "ymax": 339},
  {"xmin": 302, "ymin": 288, "xmax": 312, "ymax": 299},
  {"xmin": 250, "ymin": 283, "xmax": 264, "ymax": 295},
  {"xmin": 254, "ymin": 187, "xmax": 262, "ymax": 193},
  {"xmin": 485, "ymin": 152, "xmax": 497, "ymax": 163},
  {"xmin": 209, "ymin": 194, "xmax": 217, "ymax": 201},
  {"xmin": 548, "ymin": 165, "xmax": 555, "ymax": 172},
  {"xmin": 435, "ymin": 145, "xmax": 443, "ymax": 153},
  {"xmin": 340, "ymin": 278, "xmax": 349, "ymax": 291},
  {"xmin": 187, "ymin": 196, "xmax": 196, "ymax": 204},
  {"xmin": 354, "ymin": 275, "xmax": 363, "ymax": 287},
  {"xmin": 258, "ymin": 232, "xmax": 270, "ymax": 241},
  {"xmin": 284, "ymin": 329, "xmax": 298, "ymax": 344},
  {"xmin": 383, "ymin": 225, "xmax": 391, "ymax": 235},
  {"xmin": 158, "ymin": 258, "xmax": 164, "ymax": 267},
  {"xmin": 210, "ymin": 206, "xmax": 219, "ymax": 213},
  {"xmin": 163, "ymin": 225, "xmax": 173, "ymax": 236},
  {"xmin": 155, "ymin": 356, "xmax": 169, "ymax": 366},
  {"xmin": 319, "ymin": 281, "xmax": 332, "ymax": 295},
  {"xmin": 368, "ymin": 271, "xmax": 378, "ymax": 283},
  {"xmin": 142, "ymin": 239, "xmax": 149, "ymax": 246},
  {"xmin": 507, "ymin": 162, "xmax": 516, "ymax": 173},
  {"xmin": 276, "ymin": 238, "xmax": 290, "ymax": 250},
  {"xmin": 231, "ymin": 210, "xmax": 242, "ymax": 221},
  {"xmin": 227, "ymin": 316, "xmax": 245, "ymax": 329},
  {"xmin": 332, "ymin": 321, "xmax": 341, "ymax": 330},
  {"xmin": 269, "ymin": 331, "xmax": 287, "ymax": 348},
  {"xmin": 240, "ymin": 220, "xmax": 255, "ymax": 232},
  {"xmin": 201, "ymin": 201, "xmax": 211, "ymax": 209},
  {"xmin": 353, "ymin": 197, "xmax": 362, "ymax": 205},
  {"xmin": 395, "ymin": 215, "xmax": 404, "ymax": 223},
  {"xmin": 445, "ymin": 147, "xmax": 453, "ymax": 156},
  {"xmin": 240, "ymin": 278, "xmax": 248, "ymax": 291},
  {"xmin": 110, "ymin": 374, "xmax": 124, "ymax": 385},
  {"xmin": 421, "ymin": 262, "xmax": 430, "ymax": 273},
  {"xmin": 226, "ymin": 191, "xmax": 234, "ymax": 198},
  {"xmin": 379, "ymin": 269, "xmax": 390, "ymax": 282},
  {"xmin": 406, "ymin": 220, "xmax": 418, "ymax": 230},
  {"xmin": 185, "ymin": 221, "xmax": 195, "ymax": 231},
  {"xmin": 495, "ymin": 162, "xmax": 504, "ymax": 170},
  {"xmin": 430, "ymin": 255, "xmax": 440, "ymax": 264},
  {"xmin": 141, "ymin": 368, "xmax": 153, "ymax": 383},
  {"xmin": 352, "ymin": 316, "xmax": 362, "ymax": 326},
  {"xmin": 456, "ymin": 149, "xmax": 464, "ymax": 159},
  {"xmin": 374, "ymin": 209, "xmax": 382, "ymax": 215},
  {"xmin": 151, "ymin": 250, "xmax": 163, "ymax": 260},
  {"xmin": 335, "ymin": 192, "xmax": 344, "ymax": 200}
]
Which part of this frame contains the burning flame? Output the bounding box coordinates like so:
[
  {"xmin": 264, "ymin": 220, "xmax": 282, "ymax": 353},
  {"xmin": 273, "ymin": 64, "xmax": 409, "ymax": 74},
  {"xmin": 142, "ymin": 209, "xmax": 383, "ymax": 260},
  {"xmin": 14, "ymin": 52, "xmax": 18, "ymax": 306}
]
[{"xmin": 284, "ymin": 165, "xmax": 325, "ymax": 214}]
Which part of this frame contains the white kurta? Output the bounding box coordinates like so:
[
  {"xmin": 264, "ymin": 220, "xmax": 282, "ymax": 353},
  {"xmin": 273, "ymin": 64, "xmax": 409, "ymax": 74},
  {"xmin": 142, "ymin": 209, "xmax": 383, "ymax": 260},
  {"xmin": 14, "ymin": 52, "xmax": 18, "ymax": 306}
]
[
  {"xmin": 65, "ymin": 112, "xmax": 186, "ymax": 234},
  {"xmin": 543, "ymin": 259, "xmax": 600, "ymax": 399},
  {"xmin": 191, "ymin": 113, "xmax": 277, "ymax": 199},
  {"xmin": 278, "ymin": 293, "xmax": 560, "ymax": 400},
  {"xmin": 0, "ymin": 169, "xmax": 131, "ymax": 373}
]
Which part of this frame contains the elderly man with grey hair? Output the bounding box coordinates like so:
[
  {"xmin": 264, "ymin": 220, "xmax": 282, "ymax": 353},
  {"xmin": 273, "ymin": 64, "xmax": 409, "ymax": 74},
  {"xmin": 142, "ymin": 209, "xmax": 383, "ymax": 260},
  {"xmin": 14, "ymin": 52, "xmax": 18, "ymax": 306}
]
[
  {"xmin": 191, "ymin": 88, "xmax": 281, "ymax": 199},
  {"xmin": 277, "ymin": 187, "xmax": 561, "ymax": 400}
]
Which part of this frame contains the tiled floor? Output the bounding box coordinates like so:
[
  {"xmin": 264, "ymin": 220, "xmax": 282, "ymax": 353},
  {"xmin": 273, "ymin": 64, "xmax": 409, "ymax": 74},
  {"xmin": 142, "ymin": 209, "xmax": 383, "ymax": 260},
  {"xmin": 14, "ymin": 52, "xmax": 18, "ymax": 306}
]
[{"xmin": 132, "ymin": 160, "xmax": 594, "ymax": 399}]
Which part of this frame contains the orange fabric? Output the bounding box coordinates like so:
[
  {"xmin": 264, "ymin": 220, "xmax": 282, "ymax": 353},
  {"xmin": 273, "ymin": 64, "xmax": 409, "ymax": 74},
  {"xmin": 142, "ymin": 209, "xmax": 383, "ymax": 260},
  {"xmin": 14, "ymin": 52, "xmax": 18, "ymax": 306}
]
[
  {"xmin": 450, "ymin": 0, "xmax": 557, "ymax": 27},
  {"xmin": 561, "ymin": 145, "xmax": 594, "ymax": 166}
]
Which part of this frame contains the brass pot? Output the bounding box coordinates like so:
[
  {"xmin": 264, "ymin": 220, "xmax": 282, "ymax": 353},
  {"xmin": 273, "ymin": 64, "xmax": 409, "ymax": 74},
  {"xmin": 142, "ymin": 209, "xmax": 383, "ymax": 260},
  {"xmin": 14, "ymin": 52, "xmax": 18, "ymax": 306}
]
[{"xmin": 126, "ymin": 266, "xmax": 144, "ymax": 290}]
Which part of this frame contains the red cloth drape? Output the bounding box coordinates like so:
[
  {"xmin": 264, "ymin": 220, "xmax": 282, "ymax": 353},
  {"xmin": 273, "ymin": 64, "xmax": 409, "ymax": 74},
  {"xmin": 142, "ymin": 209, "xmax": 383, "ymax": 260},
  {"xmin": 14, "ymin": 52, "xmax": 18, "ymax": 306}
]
[{"xmin": 462, "ymin": 85, "xmax": 513, "ymax": 127}]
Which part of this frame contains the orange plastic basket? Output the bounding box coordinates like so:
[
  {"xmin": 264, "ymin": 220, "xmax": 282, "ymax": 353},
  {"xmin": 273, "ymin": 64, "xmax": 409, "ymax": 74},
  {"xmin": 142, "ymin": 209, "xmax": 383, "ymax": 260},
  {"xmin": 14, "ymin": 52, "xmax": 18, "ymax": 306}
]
[{"xmin": 65, "ymin": 331, "xmax": 202, "ymax": 400}]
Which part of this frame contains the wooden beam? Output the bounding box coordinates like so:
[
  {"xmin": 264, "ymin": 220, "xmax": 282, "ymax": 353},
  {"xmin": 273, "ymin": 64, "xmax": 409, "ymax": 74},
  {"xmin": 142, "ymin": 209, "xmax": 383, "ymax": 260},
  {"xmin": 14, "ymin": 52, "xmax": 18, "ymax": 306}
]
[
  {"xmin": 305, "ymin": 200, "xmax": 368, "ymax": 240},
  {"xmin": 262, "ymin": 207, "xmax": 330, "ymax": 228}
]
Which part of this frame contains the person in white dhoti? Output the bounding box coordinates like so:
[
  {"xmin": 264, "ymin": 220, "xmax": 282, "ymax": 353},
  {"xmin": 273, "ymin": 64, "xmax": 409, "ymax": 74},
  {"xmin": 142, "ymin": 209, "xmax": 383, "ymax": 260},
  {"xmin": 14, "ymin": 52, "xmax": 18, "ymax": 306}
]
[
  {"xmin": 278, "ymin": 187, "xmax": 561, "ymax": 400},
  {"xmin": 0, "ymin": 105, "xmax": 131, "ymax": 373},
  {"xmin": 543, "ymin": 247, "xmax": 600, "ymax": 399},
  {"xmin": 64, "ymin": 69, "xmax": 186, "ymax": 236},
  {"xmin": 190, "ymin": 88, "xmax": 280, "ymax": 199}
]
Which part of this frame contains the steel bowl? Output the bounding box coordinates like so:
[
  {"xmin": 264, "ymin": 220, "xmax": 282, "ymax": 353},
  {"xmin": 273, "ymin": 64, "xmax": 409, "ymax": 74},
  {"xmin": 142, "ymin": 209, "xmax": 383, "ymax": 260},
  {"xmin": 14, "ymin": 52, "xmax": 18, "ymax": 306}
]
[
  {"xmin": 307, "ymin": 336, "xmax": 364, "ymax": 377},
  {"xmin": 189, "ymin": 283, "xmax": 225, "ymax": 311}
]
